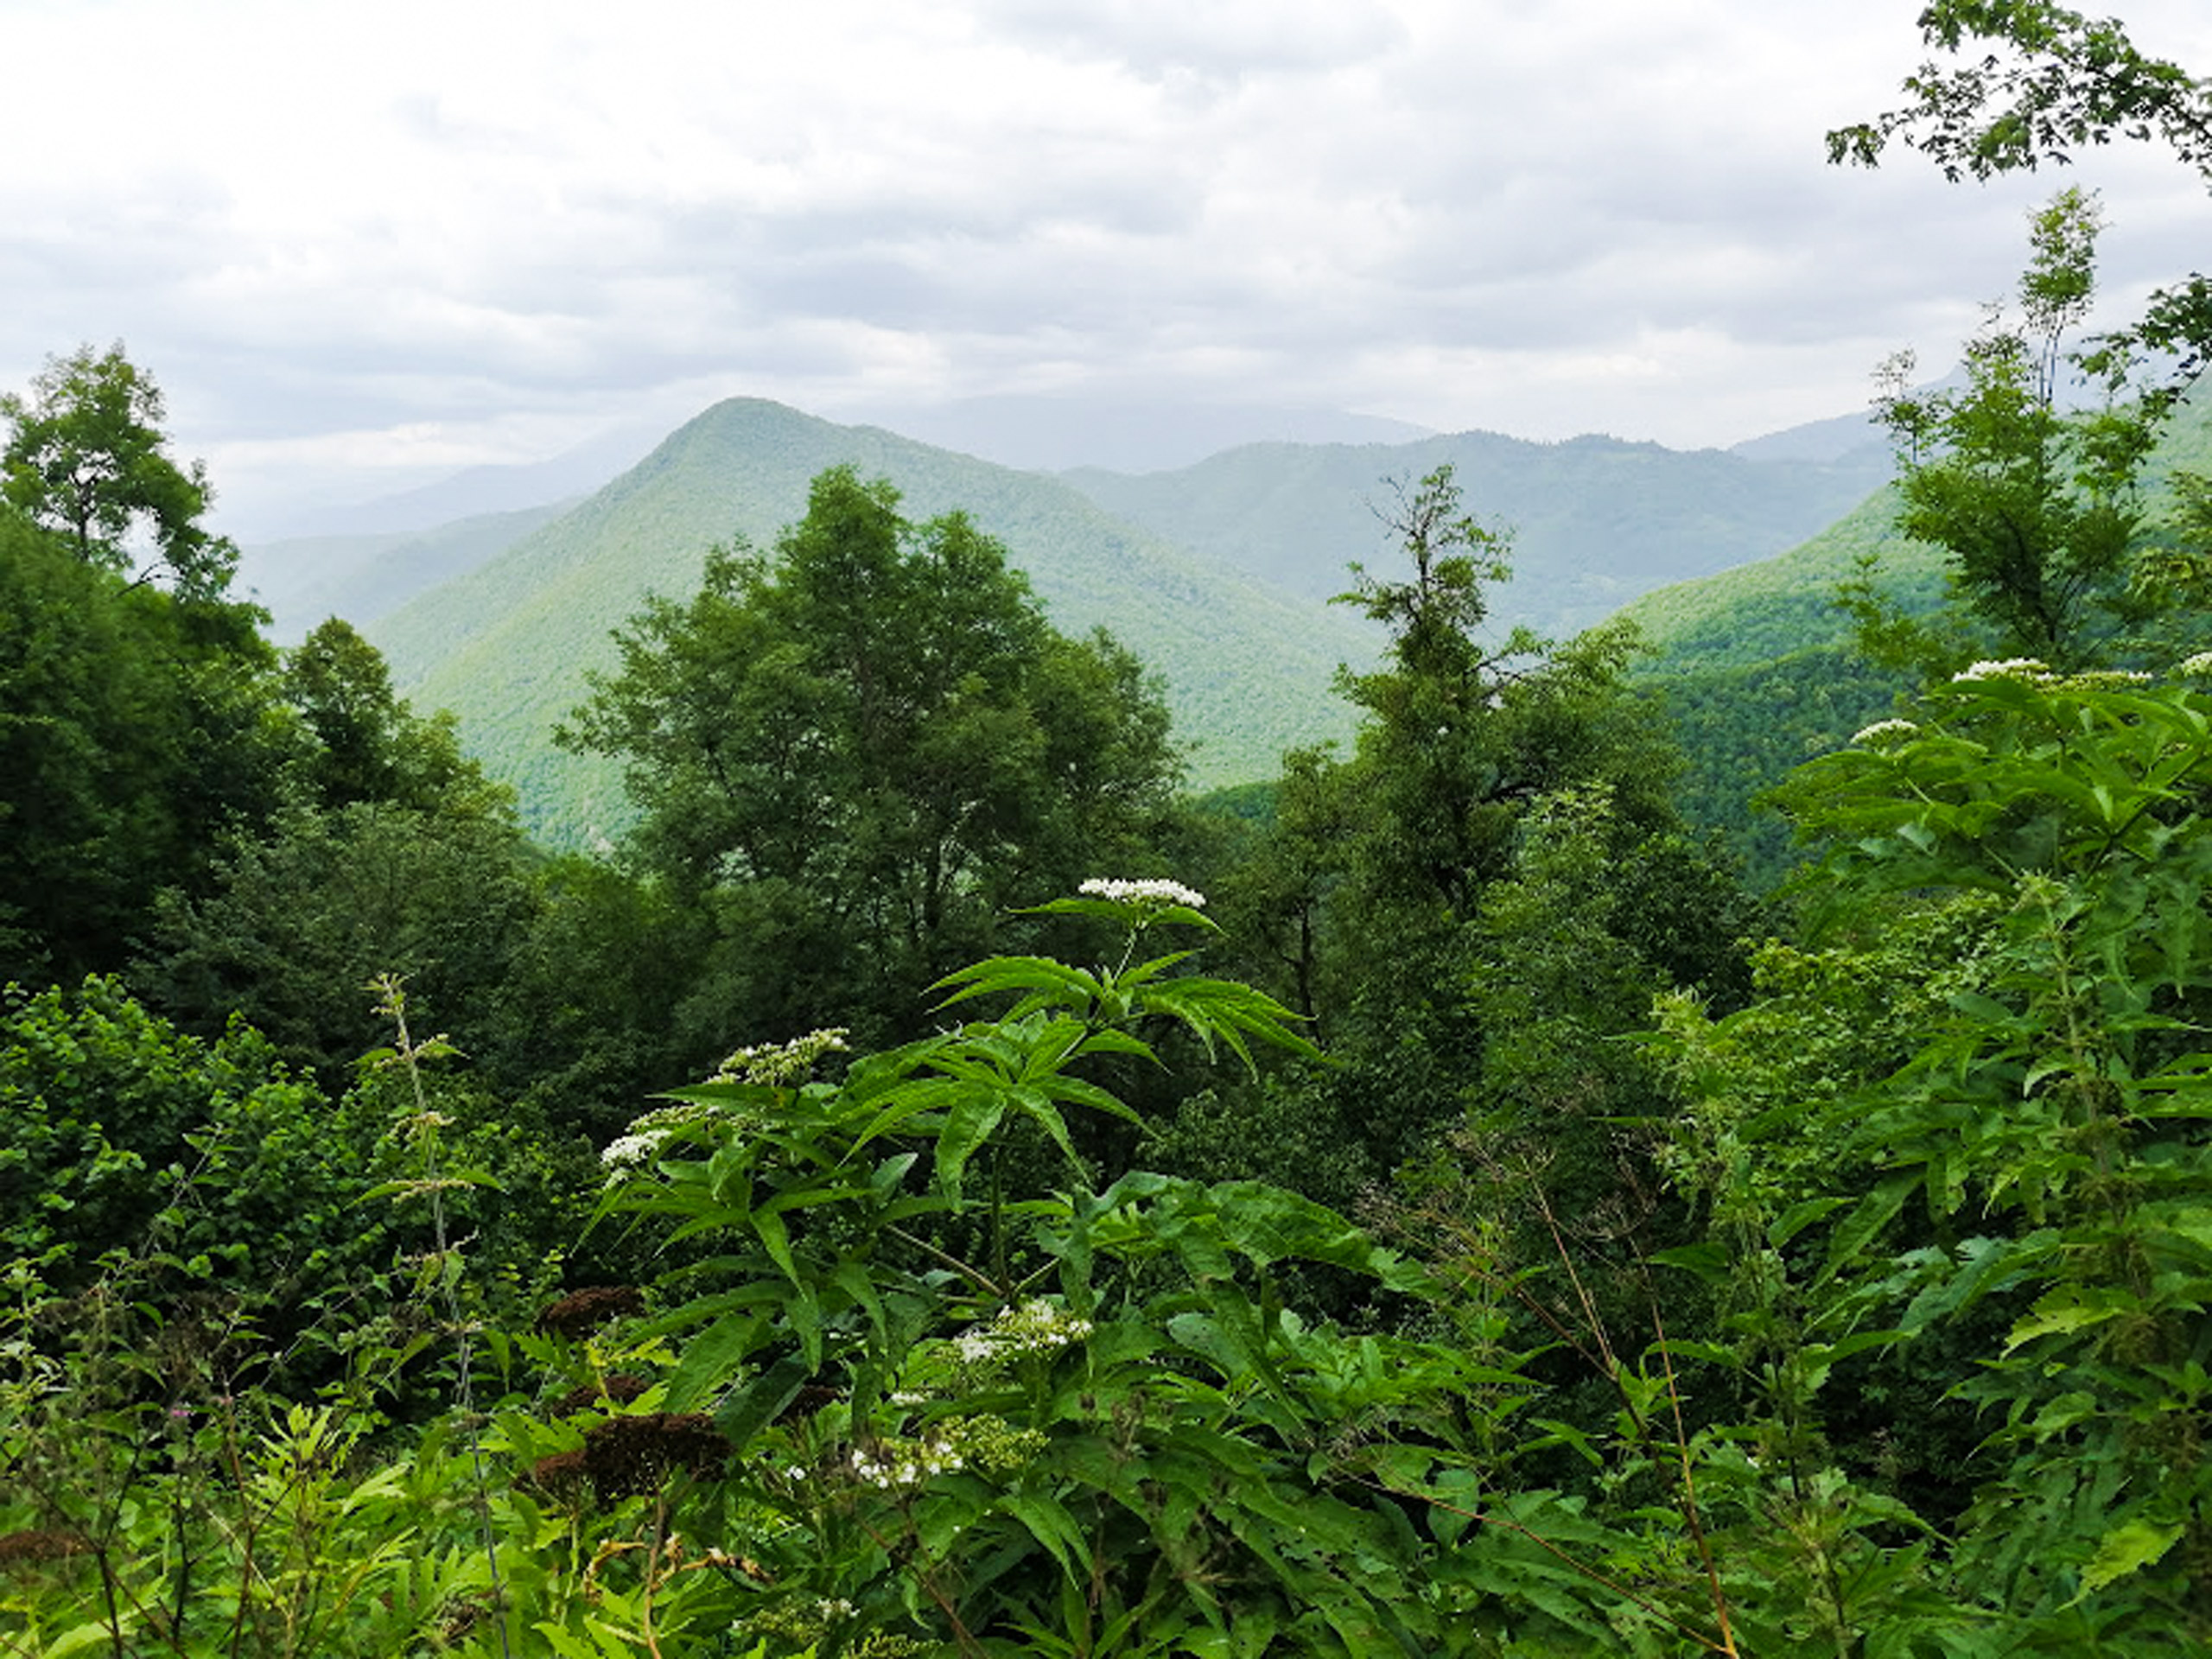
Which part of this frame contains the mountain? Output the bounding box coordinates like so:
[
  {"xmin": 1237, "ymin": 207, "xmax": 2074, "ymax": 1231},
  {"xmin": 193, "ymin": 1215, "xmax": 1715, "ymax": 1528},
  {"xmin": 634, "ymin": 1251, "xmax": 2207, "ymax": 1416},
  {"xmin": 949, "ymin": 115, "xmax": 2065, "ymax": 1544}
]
[
  {"xmin": 238, "ymin": 502, "xmax": 574, "ymax": 645},
  {"xmin": 843, "ymin": 394, "xmax": 1434, "ymax": 474},
  {"xmin": 236, "ymin": 423, "xmax": 665, "ymax": 542},
  {"xmin": 1060, "ymin": 429, "xmax": 1895, "ymax": 639},
  {"xmin": 1616, "ymin": 388, "xmax": 2212, "ymax": 883},
  {"xmin": 367, "ymin": 399, "xmax": 1382, "ymax": 846}
]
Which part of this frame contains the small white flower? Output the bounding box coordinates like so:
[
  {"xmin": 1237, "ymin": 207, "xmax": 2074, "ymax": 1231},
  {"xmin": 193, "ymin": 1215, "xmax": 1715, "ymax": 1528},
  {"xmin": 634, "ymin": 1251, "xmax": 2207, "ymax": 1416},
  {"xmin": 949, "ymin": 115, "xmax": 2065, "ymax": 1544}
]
[
  {"xmin": 952, "ymin": 1300, "xmax": 1096, "ymax": 1367},
  {"xmin": 713, "ymin": 1027, "xmax": 849, "ymax": 1085},
  {"xmin": 2178, "ymin": 651, "xmax": 2212, "ymax": 677},
  {"xmin": 1078, "ymin": 877, "xmax": 1206, "ymax": 909},
  {"xmin": 1952, "ymin": 658, "xmax": 2050, "ymax": 683},
  {"xmin": 599, "ymin": 1132, "xmax": 663, "ymax": 1168},
  {"xmin": 1851, "ymin": 718, "xmax": 1920, "ymax": 747},
  {"xmin": 2055, "ymin": 669, "xmax": 2152, "ymax": 690}
]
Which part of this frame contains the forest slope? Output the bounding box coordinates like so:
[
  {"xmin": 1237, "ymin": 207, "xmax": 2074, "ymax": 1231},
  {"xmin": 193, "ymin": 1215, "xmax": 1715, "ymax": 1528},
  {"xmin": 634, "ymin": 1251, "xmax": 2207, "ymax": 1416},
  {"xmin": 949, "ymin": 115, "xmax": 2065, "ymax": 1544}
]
[
  {"xmin": 1064, "ymin": 429, "xmax": 1892, "ymax": 638},
  {"xmin": 368, "ymin": 399, "xmax": 1380, "ymax": 844}
]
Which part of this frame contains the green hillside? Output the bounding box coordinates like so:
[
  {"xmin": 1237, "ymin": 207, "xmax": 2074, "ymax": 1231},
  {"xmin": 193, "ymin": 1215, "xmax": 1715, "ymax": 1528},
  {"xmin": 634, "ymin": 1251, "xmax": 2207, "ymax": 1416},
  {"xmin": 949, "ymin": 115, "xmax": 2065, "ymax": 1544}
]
[
  {"xmin": 369, "ymin": 400, "xmax": 1379, "ymax": 846},
  {"xmin": 1620, "ymin": 391, "xmax": 2212, "ymax": 881},
  {"xmin": 1064, "ymin": 429, "xmax": 1893, "ymax": 639},
  {"xmin": 239, "ymin": 502, "xmax": 571, "ymax": 645},
  {"xmin": 1624, "ymin": 389, "xmax": 2212, "ymax": 677}
]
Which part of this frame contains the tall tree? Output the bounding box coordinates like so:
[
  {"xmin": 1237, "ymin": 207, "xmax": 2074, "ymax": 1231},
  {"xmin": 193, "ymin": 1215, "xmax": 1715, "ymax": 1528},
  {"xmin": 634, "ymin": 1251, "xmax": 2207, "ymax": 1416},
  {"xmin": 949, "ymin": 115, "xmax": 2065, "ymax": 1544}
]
[
  {"xmin": 1845, "ymin": 188, "xmax": 2172, "ymax": 674},
  {"xmin": 1, "ymin": 343, "xmax": 238, "ymax": 603},
  {"xmin": 0, "ymin": 508, "xmax": 285, "ymax": 983},
  {"xmin": 559, "ymin": 464, "xmax": 1182, "ymax": 1045}
]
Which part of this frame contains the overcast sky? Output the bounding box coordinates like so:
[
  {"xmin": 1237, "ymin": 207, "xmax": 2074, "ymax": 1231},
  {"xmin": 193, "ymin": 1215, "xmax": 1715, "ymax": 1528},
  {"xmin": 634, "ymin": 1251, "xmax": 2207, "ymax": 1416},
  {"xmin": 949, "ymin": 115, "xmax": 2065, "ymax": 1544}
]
[{"xmin": 5, "ymin": 0, "xmax": 2209, "ymax": 531}]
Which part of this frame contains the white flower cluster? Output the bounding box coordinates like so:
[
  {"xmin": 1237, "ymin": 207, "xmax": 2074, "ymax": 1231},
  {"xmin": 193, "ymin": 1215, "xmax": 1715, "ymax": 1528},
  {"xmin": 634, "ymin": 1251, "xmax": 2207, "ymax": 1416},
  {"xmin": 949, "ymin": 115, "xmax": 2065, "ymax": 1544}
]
[
  {"xmin": 2055, "ymin": 669, "xmax": 2153, "ymax": 690},
  {"xmin": 852, "ymin": 1437, "xmax": 966, "ymax": 1490},
  {"xmin": 1851, "ymin": 718, "xmax": 1920, "ymax": 747},
  {"xmin": 2179, "ymin": 652, "xmax": 2212, "ymax": 678},
  {"xmin": 1078, "ymin": 877, "xmax": 1206, "ymax": 908},
  {"xmin": 1952, "ymin": 658, "xmax": 2050, "ymax": 683},
  {"xmin": 952, "ymin": 1299, "xmax": 1095, "ymax": 1366},
  {"xmin": 599, "ymin": 1097, "xmax": 725, "ymax": 1181},
  {"xmin": 713, "ymin": 1027, "xmax": 850, "ymax": 1085}
]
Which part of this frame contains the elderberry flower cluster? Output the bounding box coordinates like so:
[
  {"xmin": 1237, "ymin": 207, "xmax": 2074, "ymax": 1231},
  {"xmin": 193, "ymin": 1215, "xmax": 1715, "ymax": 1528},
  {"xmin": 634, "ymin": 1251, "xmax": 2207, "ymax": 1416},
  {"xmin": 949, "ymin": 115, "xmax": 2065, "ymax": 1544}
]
[
  {"xmin": 2053, "ymin": 669, "xmax": 2153, "ymax": 690},
  {"xmin": 1078, "ymin": 876, "xmax": 1206, "ymax": 909},
  {"xmin": 1952, "ymin": 658, "xmax": 2050, "ymax": 683},
  {"xmin": 852, "ymin": 1436, "xmax": 966, "ymax": 1490},
  {"xmin": 2179, "ymin": 651, "xmax": 2212, "ymax": 678},
  {"xmin": 603, "ymin": 1031, "xmax": 851, "ymax": 1185},
  {"xmin": 1851, "ymin": 718, "xmax": 1920, "ymax": 747},
  {"xmin": 713, "ymin": 1027, "xmax": 850, "ymax": 1085},
  {"xmin": 952, "ymin": 1299, "xmax": 1095, "ymax": 1366},
  {"xmin": 599, "ymin": 1099, "xmax": 724, "ymax": 1181}
]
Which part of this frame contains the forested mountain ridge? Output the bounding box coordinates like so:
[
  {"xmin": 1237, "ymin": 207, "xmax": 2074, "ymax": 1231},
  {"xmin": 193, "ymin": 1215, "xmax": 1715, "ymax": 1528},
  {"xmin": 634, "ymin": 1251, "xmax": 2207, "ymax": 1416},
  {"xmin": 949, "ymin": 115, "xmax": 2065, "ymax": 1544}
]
[
  {"xmin": 1063, "ymin": 426, "xmax": 1892, "ymax": 635},
  {"xmin": 366, "ymin": 397, "xmax": 1381, "ymax": 844},
  {"xmin": 1618, "ymin": 388, "xmax": 2212, "ymax": 880},
  {"xmin": 1623, "ymin": 386, "xmax": 2212, "ymax": 678},
  {"xmin": 354, "ymin": 397, "xmax": 1910, "ymax": 845},
  {"xmin": 238, "ymin": 500, "xmax": 575, "ymax": 644}
]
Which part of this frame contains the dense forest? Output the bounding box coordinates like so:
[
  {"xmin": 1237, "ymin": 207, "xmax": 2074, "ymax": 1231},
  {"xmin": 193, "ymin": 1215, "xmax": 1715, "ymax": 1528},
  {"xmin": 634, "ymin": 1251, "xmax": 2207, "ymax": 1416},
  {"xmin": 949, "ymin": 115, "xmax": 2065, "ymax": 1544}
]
[{"xmin": 7, "ymin": 5, "xmax": 2212, "ymax": 1654}]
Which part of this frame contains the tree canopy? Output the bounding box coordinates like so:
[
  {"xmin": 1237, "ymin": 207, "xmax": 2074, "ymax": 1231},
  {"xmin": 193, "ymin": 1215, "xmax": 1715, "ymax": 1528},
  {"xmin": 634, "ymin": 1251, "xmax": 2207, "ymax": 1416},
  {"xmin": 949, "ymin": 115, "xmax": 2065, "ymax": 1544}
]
[
  {"xmin": 559, "ymin": 464, "xmax": 1184, "ymax": 1044},
  {"xmin": 0, "ymin": 342, "xmax": 238, "ymax": 603}
]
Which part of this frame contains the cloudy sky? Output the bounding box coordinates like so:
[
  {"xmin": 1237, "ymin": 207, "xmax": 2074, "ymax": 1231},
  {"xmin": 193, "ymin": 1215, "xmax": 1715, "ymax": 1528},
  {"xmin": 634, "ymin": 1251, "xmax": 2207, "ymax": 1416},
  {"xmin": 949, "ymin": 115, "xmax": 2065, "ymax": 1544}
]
[{"xmin": 5, "ymin": 0, "xmax": 2209, "ymax": 531}]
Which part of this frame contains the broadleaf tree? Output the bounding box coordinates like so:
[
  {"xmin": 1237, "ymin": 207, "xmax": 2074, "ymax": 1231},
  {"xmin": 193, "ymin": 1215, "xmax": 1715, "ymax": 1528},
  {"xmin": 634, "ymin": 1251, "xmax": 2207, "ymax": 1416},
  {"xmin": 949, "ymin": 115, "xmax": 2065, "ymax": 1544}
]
[
  {"xmin": 0, "ymin": 342, "xmax": 239, "ymax": 603},
  {"xmin": 558, "ymin": 463, "xmax": 1184, "ymax": 1047}
]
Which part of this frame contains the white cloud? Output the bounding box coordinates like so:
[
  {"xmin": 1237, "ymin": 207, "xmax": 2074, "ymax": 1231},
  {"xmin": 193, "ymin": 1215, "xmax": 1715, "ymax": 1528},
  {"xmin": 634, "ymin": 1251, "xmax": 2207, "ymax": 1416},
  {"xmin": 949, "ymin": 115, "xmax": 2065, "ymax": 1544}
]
[{"xmin": 3, "ymin": 0, "xmax": 2207, "ymax": 522}]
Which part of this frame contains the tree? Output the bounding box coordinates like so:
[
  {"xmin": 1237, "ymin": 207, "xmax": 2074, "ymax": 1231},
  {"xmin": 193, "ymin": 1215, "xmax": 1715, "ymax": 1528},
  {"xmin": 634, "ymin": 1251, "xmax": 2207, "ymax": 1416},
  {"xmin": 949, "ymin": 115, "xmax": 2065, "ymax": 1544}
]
[
  {"xmin": 1326, "ymin": 465, "xmax": 1678, "ymax": 926},
  {"xmin": 1827, "ymin": 1, "xmax": 2212, "ymax": 188},
  {"xmin": 1, "ymin": 343, "xmax": 238, "ymax": 603},
  {"xmin": 1845, "ymin": 187, "xmax": 2173, "ymax": 675},
  {"xmin": 0, "ymin": 508, "xmax": 288, "ymax": 984},
  {"xmin": 558, "ymin": 464, "xmax": 1183, "ymax": 1045},
  {"xmin": 283, "ymin": 617, "xmax": 507, "ymax": 817},
  {"xmin": 1834, "ymin": 3, "xmax": 2212, "ymax": 619}
]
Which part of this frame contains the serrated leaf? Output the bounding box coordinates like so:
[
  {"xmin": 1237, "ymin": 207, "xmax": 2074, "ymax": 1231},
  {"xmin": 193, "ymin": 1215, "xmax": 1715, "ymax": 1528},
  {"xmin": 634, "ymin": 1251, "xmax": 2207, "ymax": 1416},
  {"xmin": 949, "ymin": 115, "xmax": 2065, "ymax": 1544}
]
[{"xmin": 2077, "ymin": 1517, "xmax": 2185, "ymax": 1594}]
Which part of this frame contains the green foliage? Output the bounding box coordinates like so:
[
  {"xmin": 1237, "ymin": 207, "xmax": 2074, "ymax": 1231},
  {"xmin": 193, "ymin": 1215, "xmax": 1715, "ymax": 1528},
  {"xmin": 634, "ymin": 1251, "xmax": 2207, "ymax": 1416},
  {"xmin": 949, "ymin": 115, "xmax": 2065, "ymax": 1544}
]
[
  {"xmin": 283, "ymin": 617, "xmax": 509, "ymax": 817},
  {"xmin": 558, "ymin": 465, "xmax": 1185, "ymax": 1048},
  {"xmin": 1, "ymin": 342, "xmax": 238, "ymax": 603},
  {"xmin": 592, "ymin": 891, "xmax": 1745, "ymax": 1656},
  {"xmin": 138, "ymin": 801, "xmax": 539, "ymax": 1084},
  {"xmin": 1662, "ymin": 659, "xmax": 2212, "ymax": 1648},
  {"xmin": 1853, "ymin": 188, "xmax": 2176, "ymax": 676},
  {"xmin": 1827, "ymin": 1, "xmax": 2212, "ymax": 186},
  {"xmin": 0, "ymin": 507, "xmax": 291, "ymax": 982},
  {"xmin": 0, "ymin": 976, "xmax": 393, "ymax": 1306}
]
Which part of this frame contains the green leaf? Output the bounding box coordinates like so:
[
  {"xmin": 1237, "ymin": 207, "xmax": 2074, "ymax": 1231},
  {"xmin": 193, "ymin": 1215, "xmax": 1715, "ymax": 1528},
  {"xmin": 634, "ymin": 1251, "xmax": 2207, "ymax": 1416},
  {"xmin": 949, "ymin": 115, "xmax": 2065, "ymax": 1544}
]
[
  {"xmin": 999, "ymin": 1488, "xmax": 1092, "ymax": 1581},
  {"xmin": 660, "ymin": 1312, "xmax": 768, "ymax": 1413},
  {"xmin": 2076, "ymin": 1516, "xmax": 2185, "ymax": 1594},
  {"xmin": 713, "ymin": 1352, "xmax": 814, "ymax": 1452},
  {"xmin": 932, "ymin": 1087, "xmax": 1008, "ymax": 1205},
  {"xmin": 1649, "ymin": 1243, "xmax": 1732, "ymax": 1284},
  {"xmin": 1821, "ymin": 1174, "xmax": 1918, "ymax": 1284}
]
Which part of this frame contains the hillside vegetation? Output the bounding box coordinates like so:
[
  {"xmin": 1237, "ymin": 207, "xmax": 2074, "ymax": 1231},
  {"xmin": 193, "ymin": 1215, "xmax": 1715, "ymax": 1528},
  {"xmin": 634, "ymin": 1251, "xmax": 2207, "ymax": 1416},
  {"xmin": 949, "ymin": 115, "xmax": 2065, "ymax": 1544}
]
[
  {"xmin": 368, "ymin": 400, "xmax": 1380, "ymax": 844},
  {"xmin": 1065, "ymin": 428, "xmax": 1891, "ymax": 637},
  {"xmin": 239, "ymin": 501, "xmax": 574, "ymax": 644}
]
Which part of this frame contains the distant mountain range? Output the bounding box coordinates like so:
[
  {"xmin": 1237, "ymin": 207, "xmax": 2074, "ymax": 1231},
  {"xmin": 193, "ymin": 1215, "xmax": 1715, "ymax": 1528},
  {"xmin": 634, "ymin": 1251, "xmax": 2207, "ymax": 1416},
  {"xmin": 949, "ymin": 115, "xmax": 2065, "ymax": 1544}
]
[
  {"xmin": 235, "ymin": 392, "xmax": 1929, "ymax": 849},
  {"xmin": 353, "ymin": 400, "xmax": 1389, "ymax": 845}
]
